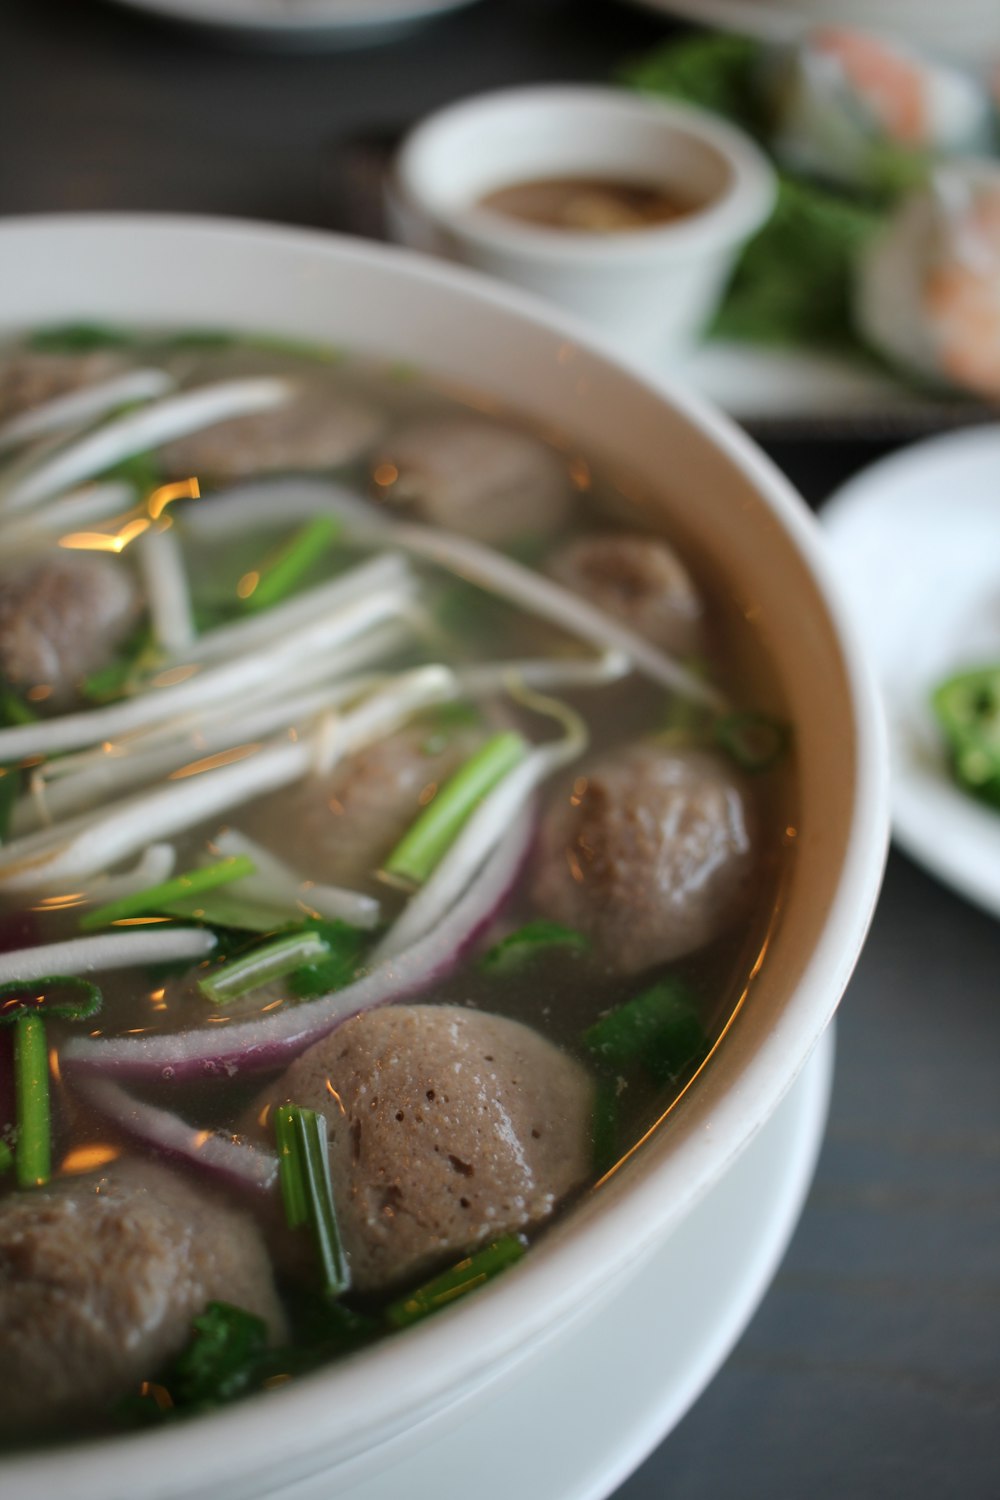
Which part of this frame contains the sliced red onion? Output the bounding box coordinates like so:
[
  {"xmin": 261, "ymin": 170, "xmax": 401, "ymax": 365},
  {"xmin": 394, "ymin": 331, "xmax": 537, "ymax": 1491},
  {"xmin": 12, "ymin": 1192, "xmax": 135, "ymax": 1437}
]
[
  {"xmin": 61, "ymin": 803, "xmax": 534, "ymax": 1086},
  {"xmin": 76, "ymin": 1075, "xmax": 279, "ymax": 1193}
]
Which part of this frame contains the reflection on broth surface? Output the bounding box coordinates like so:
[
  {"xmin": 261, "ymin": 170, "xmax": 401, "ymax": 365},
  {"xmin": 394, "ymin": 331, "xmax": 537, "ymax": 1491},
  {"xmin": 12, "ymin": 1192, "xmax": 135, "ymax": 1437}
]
[{"xmin": 0, "ymin": 327, "xmax": 794, "ymax": 1442}]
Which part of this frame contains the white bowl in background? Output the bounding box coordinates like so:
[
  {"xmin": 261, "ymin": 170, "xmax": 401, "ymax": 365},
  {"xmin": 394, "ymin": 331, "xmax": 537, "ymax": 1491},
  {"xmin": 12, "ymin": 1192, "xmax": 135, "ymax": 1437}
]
[
  {"xmin": 388, "ymin": 86, "xmax": 776, "ymax": 360},
  {"xmin": 0, "ymin": 214, "xmax": 886, "ymax": 1500}
]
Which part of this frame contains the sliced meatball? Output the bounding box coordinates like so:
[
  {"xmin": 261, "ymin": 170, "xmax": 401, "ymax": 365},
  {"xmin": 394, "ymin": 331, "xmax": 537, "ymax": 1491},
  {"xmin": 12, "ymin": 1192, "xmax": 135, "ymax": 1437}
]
[
  {"xmin": 240, "ymin": 723, "xmax": 482, "ymax": 890},
  {"xmin": 371, "ymin": 414, "xmax": 572, "ymax": 544},
  {"xmin": 0, "ymin": 551, "xmax": 142, "ymax": 709},
  {"xmin": 159, "ymin": 382, "xmax": 383, "ymax": 482},
  {"xmin": 252, "ymin": 1004, "xmax": 593, "ymax": 1293},
  {"xmin": 547, "ymin": 532, "xmax": 706, "ymax": 658},
  {"xmin": 531, "ymin": 744, "xmax": 755, "ymax": 976},
  {"xmin": 0, "ymin": 350, "xmax": 126, "ymax": 425},
  {"xmin": 0, "ymin": 1158, "xmax": 285, "ymax": 1435}
]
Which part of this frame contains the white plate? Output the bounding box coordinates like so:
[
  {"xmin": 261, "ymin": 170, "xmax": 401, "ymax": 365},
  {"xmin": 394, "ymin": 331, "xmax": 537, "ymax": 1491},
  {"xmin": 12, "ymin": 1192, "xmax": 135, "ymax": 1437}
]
[
  {"xmin": 670, "ymin": 341, "xmax": 923, "ymax": 424},
  {"xmin": 268, "ymin": 1030, "xmax": 834, "ymax": 1500},
  {"xmin": 103, "ymin": 0, "xmax": 481, "ymax": 45},
  {"xmin": 822, "ymin": 425, "xmax": 1000, "ymax": 919},
  {"xmin": 625, "ymin": 0, "xmax": 1000, "ymax": 62}
]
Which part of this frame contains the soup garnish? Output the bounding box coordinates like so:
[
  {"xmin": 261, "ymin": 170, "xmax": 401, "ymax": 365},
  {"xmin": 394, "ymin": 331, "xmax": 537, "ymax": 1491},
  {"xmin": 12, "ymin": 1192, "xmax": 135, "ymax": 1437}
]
[{"xmin": 0, "ymin": 328, "xmax": 793, "ymax": 1440}]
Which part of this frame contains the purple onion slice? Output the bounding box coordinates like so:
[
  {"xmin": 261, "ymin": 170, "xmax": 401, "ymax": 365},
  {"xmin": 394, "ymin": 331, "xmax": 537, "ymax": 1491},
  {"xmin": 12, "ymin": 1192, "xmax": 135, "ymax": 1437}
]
[
  {"xmin": 76, "ymin": 1075, "xmax": 279, "ymax": 1193},
  {"xmin": 61, "ymin": 804, "xmax": 534, "ymax": 1086}
]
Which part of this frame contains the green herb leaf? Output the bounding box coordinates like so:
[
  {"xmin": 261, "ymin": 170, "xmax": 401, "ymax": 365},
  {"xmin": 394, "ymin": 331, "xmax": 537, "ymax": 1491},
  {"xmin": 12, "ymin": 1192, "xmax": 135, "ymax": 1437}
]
[
  {"xmin": 622, "ymin": 33, "xmax": 766, "ymax": 136},
  {"xmin": 710, "ymin": 175, "xmax": 880, "ymax": 352},
  {"xmin": 80, "ymin": 624, "xmax": 159, "ymax": 705},
  {"xmin": 165, "ymin": 1301, "xmax": 270, "ymax": 1411},
  {"xmin": 0, "ymin": 681, "xmax": 37, "ymax": 727},
  {"xmin": 479, "ymin": 920, "xmax": 590, "ymax": 975},
  {"xmin": 582, "ymin": 976, "xmax": 708, "ymax": 1086},
  {"xmin": 714, "ymin": 711, "xmax": 790, "ymax": 771},
  {"xmin": 28, "ymin": 324, "xmax": 136, "ymax": 354},
  {"xmin": 385, "ymin": 1234, "xmax": 526, "ymax": 1330},
  {"xmin": 287, "ymin": 919, "xmax": 369, "ymax": 999}
]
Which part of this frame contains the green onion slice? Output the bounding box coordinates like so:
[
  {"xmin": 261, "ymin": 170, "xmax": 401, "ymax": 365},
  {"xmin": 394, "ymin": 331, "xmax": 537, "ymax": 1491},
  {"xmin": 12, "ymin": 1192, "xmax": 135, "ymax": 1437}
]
[
  {"xmin": 198, "ymin": 930, "xmax": 330, "ymax": 1006},
  {"xmin": 242, "ymin": 516, "xmax": 342, "ymax": 613},
  {"xmin": 80, "ymin": 855, "xmax": 256, "ymax": 932},
  {"xmin": 384, "ymin": 730, "xmax": 528, "ymax": 888},
  {"xmin": 0, "ymin": 974, "xmax": 103, "ymax": 1023},
  {"xmin": 29, "ymin": 323, "xmax": 136, "ymax": 353},
  {"xmin": 274, "ymin": 1105, "xmax": 350, "ymax": 1299},
  {"xmin": 0, "ymin": 976, "xmax": 104, "ymax": 1190},
  {"xmin": 13, "ymin": 1012, "xmax": 51, "ymax": 1189},
  {"xmin": 385, "ymin": 1235, "xmax": 526, "ymax": 1330},
  {"xmin": 479, "ymin": 920, "xmax": 589, "ymax": 975}
]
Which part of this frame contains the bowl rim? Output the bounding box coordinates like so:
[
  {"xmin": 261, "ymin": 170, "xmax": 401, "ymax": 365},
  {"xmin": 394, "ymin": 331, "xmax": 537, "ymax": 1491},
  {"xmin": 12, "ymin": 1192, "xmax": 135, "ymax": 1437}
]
[
  {"xmin": 0, "ymin": 212, "xmax": 888, "ymax": 1500},
  {"xmin": 393, "ymin": 85, "xmax": 778, "ymax": 265}
]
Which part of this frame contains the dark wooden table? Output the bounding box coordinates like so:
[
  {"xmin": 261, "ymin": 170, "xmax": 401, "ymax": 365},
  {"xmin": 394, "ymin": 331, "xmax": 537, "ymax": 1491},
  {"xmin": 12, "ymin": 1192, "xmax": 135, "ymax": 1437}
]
[{"xmin": 2, "ymin": 2, "xmax": 998, "ymax": 1495}]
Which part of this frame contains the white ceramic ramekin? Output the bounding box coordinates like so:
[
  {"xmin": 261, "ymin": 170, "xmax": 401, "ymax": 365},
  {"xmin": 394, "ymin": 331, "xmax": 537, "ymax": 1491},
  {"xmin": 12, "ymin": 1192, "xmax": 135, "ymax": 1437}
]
[
  {"xmin": 0, "ymin": 214, "xmax": 885, "ymax": 1500},
  {"xmin": 388, "ymin": 86, "xmax": 777, "ymax": 359}
]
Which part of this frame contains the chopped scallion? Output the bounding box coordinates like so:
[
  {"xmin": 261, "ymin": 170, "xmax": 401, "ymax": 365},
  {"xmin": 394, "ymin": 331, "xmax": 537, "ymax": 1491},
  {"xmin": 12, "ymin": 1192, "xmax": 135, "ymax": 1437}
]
[
  {"xmin": 385, "ymin": 1235, "xmax": 526, "ymax": 1329},
  {"xmin": 274, "ymin": 1105, "xmax": 350, "ymax": 1299},
  {"xmin": 242, "ymin": 516, "xmax": 342, "ymax": 613},
  {"xmin": 0, "ymin": 976, "xmax": 104, "ymax": 1190},
  {"xmin": 198, "ymin": 930, "xmax": 330, "ymax": 1005},
  {"xmin": 29, "ymin": 324, "xmax": 136, "ymax": 353},
  {"xmin": 0, "ymin": 682, "xmax": 37, "ymax": 728},
  {"xmin": 479, "ymin": 919, "xmax": 589, "ymax": 974},
  {"xmin": 13, "ymin": 1012, "xmax": 51, "ymax": 1189},
  {"xmin": 384, "ymin": 730, "xmax": 528, "ymax": 888},
  {"xmin": 80, "ymin": 855, "xmax": 257, "ymax": 932}
]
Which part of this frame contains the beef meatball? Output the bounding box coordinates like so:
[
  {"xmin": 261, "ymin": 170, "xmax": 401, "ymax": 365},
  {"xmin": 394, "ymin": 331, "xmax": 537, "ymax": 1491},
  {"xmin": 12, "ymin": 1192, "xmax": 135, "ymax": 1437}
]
[
  {"xmin": 0, "ymin": 350, "xmax": 126, "ymax": 425},
  {"xmin": 547, "ymin": 532, "xmax": 706, "ymax": 658},
  {"xmin": 0, "ymin": 1159, "xmax": 285, "ymax": 1434},
  {"xmin": 240, "ymin": 723, "xmax": 482, "ymax": 890},
  {"xmin": 0, "ymin": 551, "xmax": 142, "ymax": 709},
  {"xmin": 159, "ymin": 382, "xmax": 383, "ymax": 482},
  {"xmin": 531, "ymin": 744, "xmax": 755, "ymax": 976},
  {"xmin": 251, "ymin": 1004, "xmax": 593, "ymax": 1293},
  {"xmin": 371, "ymin": 415, "xmax": 572, "ymax": 544}
]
